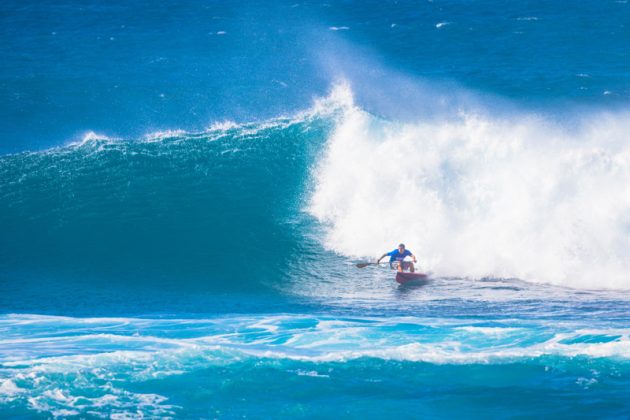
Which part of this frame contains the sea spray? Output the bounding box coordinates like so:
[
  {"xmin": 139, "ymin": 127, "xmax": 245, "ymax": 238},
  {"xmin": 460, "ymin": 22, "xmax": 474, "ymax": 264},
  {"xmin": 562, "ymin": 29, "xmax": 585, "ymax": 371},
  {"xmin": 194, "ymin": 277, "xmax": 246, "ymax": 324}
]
[{"xmin": 309, "ymin": 88, "xmax": 630, "ymax": 289}]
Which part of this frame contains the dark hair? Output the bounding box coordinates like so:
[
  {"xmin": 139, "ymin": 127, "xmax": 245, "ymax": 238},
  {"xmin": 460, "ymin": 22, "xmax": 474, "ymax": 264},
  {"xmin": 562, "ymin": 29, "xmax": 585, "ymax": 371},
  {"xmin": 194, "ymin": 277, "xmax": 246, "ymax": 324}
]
[{"xmin": 398, "ymin": 243, "xmax": 405, "ymax": 248}]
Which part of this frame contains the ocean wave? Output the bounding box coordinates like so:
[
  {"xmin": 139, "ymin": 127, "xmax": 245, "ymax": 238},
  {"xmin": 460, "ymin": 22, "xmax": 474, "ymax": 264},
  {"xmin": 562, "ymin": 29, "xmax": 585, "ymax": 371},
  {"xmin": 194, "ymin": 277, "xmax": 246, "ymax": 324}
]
[
  {"xmin": 0, "ymin": 90, "xmax": 342, "ymax": 300},
  {"xmin": 2, "ymin": 83, "xmax": 630, "ymax": 303}
]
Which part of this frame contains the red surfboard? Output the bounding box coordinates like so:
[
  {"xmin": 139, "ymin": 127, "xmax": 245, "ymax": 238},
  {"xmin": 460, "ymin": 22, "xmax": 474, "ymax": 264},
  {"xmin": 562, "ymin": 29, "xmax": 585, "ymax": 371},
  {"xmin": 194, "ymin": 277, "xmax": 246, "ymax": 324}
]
[{"xmin": 395, "ymin": 272, "xmax": 429, "ymax": 285}]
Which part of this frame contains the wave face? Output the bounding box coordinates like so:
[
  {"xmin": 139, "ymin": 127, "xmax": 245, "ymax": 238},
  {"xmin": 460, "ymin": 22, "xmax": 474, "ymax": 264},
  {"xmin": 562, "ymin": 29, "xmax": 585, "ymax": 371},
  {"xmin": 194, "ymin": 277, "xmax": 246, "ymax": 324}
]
[{"xmin": 0, "ymin": 105, "xmax": 337, "ymax": 312}]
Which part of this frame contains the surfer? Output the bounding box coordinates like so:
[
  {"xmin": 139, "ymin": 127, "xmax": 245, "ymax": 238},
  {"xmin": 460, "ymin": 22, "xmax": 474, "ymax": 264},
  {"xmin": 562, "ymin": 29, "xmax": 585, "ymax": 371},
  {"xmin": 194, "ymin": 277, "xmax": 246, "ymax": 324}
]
[{"xmin": 377, "ymin": 243, "xmax": 417, "ymax": 273}]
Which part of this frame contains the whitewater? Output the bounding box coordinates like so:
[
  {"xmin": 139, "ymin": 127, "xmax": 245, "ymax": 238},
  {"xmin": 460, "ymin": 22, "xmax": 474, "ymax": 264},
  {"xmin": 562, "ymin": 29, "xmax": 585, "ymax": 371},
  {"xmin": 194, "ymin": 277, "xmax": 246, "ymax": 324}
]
[
  {"xmin": 3, "ymin": 0, "xmax": 630, "ymax": 417},
  {"xmin": 310, "ymin": 86, "xmax": 630, "ymax": 289}
]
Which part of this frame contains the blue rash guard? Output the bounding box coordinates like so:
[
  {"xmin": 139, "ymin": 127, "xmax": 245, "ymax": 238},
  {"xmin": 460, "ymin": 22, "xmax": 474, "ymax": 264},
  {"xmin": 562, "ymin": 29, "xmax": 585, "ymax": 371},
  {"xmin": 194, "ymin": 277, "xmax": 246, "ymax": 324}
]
[{"xmin": 387, "ymin": 249, "xmax": 412, "ymax": 262}]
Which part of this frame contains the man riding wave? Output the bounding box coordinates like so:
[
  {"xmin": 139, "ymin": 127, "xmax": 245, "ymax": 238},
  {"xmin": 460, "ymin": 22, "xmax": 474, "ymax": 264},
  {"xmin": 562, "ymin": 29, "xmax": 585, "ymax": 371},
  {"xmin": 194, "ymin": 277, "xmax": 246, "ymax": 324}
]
[{"xmin": 377, "ymin": 243, "xmax": 417, "ymax": 273}]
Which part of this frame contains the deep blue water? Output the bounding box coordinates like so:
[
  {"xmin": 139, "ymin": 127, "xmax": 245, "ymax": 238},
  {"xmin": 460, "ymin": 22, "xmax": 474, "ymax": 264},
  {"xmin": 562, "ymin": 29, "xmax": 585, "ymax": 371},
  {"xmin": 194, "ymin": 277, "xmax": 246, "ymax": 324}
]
[
  {"xmin": 2, "ymin": 0, "xmax": 630, "ymax": 152},
  {"xmin": 2, "ymin": 0, "xmax": 630, "ymax": 418}
]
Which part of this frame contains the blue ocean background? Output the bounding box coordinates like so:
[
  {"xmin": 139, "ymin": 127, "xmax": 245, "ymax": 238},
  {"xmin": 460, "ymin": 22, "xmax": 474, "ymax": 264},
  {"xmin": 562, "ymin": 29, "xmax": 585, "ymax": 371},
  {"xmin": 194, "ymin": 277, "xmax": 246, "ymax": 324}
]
[{"xmin": 2, "ymin": 0, "xmax": 630, "ymax": 417}]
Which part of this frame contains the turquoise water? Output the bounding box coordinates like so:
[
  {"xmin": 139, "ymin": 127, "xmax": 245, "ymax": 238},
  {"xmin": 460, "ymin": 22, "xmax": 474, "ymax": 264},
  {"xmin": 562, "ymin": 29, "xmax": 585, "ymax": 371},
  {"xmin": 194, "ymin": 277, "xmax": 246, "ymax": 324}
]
[
  {"xmin": 3, "ymin": 311, "xmax": 630, "ymax": 418},
  {"xmin": 2, "ymin": 0, "xmax": 630, "ymax": 417}
]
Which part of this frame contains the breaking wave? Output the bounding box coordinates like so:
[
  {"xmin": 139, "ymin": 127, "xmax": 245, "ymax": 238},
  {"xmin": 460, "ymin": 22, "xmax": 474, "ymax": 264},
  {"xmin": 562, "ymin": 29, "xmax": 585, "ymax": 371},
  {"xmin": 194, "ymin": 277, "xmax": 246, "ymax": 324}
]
[
  {"xmin": 2, "ymin": 83, "xmax": 630, "ymax": 305},
  {"xmin": 309, "ymin": 86, "xmax": 630, "ymax": 289}
]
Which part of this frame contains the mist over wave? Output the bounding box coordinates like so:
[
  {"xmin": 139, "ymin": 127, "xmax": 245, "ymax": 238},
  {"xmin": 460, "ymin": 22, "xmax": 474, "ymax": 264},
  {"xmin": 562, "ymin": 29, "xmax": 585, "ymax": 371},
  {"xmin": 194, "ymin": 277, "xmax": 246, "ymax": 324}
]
[{"xmin": 310, "ymin": 85, "xmax": 630, "ymax": 289}]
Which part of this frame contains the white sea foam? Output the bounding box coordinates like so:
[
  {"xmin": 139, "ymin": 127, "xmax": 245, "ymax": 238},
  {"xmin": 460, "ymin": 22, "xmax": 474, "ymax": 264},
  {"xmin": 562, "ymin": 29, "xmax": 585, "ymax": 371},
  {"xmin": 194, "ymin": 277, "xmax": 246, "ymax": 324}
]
[
  {"xmin": 67, "ymin": 131, "xmax": 118, "ymax": 147},
  {"xmin": 294, "ymin": 369, "xmax": 330, "ymax": 378},
  {"xmin": 0, "ymin": 379, "xmax": 25, "ymax": 397},
  {"xmin": 454, "ymin": 326, "xmax": 523, "ymax": 336},
  {"xmin": 143, "ymin": 129, "xmax": 187, "ymax": 142},
  {"xmin": 208, "ymin": 120, "xmax": 240, "ymax": 131},
  {"xmin": 1, "ymin": 314, "xmax": 630, "ymax": 417},
  {"xmin": 306, "ymin": 82, "xmax": 354, "ymax": 118},
  {"xmin": 308, "ymin": 88, "xmax": 630, "ymax": 289}
]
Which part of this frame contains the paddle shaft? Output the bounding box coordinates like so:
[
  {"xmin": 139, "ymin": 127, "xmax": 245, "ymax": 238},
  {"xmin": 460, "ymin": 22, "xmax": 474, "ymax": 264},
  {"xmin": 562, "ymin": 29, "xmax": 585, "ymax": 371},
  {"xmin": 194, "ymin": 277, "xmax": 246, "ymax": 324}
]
[{"xmin": 356, "ymin": 260, "xmax": 417, "ymax": 268}]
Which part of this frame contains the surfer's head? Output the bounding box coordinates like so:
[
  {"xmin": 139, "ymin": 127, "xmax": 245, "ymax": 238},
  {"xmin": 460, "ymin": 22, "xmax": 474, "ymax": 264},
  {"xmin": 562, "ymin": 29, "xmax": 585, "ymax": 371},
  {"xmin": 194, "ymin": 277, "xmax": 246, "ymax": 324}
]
[{"xmin": 398, "ymin": 243, "xmax": 405, "ymax": 251}]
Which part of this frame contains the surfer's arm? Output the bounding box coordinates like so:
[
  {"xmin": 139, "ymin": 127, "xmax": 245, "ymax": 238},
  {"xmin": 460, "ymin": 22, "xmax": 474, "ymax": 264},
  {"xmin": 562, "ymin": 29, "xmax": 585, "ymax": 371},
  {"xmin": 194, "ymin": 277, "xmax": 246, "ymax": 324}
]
[
  {"xmin": 377, "ymin": 253, "xmax": 389, "ymax": 264},
  {"xmin": 410, "ymin": 253, "xmax": 417, "ymax": 263}
]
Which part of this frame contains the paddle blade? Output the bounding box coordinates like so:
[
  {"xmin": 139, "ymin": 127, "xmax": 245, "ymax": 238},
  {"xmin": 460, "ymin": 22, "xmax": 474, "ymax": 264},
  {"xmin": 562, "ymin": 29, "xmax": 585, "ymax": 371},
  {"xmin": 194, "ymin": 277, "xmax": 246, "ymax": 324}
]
[{"xmin": 356, "ymin": 262, "xmax": 373, "ymax": 268}]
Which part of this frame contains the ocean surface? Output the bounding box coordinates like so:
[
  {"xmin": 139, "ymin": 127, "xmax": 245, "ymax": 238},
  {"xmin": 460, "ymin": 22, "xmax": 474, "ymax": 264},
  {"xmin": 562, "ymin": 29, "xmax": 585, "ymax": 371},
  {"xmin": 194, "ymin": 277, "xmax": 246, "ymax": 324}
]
[{"xmin": 2, "ymin": 0, "xmax": 630, "ymax": 417}]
